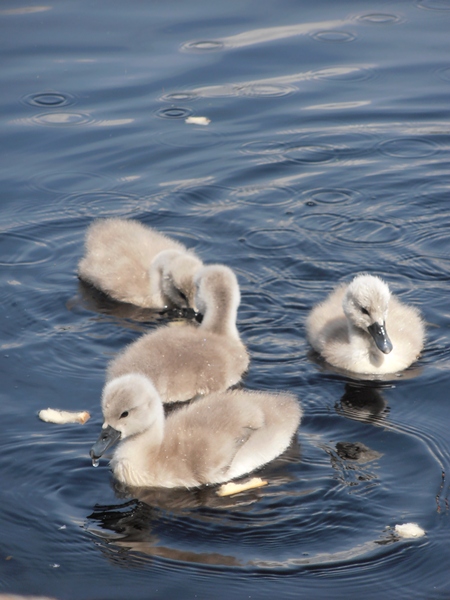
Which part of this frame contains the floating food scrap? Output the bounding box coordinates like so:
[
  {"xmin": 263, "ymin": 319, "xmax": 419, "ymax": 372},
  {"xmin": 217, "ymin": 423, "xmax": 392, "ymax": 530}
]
[
  {"xmin": 217, "ymin": 477, "xmax": 267, "ymax": 496},
  {"xmin": 38, "ymin": 408, "xmax": 90, "ymax": 424},
  {"xmin": 185, "ymin": 116, "xmax": 211, "ymax": 125},
  {"xmin": 394, "ymin": 522, "xmax": 425, "ymax": 538}
]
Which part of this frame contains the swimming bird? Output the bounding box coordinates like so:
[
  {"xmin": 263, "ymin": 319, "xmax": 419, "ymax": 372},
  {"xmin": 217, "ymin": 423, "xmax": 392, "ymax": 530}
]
[
  {"xmin": 90, "ymin": 373, "xmax": 302, "ymax": 488},
  {"xmin": 106, "ymin": 264, "xmax": 249, "ymax": 402},
  {"xmin": 77, "ymin": 218, "xmax": 202, "ymax": 309},
  {"xmin": 306, "ymin": 274, "xmax": 425, "ymax": 375}
]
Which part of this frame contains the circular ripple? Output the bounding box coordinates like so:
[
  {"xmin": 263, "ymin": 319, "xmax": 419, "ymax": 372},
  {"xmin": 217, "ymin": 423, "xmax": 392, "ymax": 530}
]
[
  {"xmin": 241, "ymin": 140, "xmax": 285, "ymax": 155},
  {"xmin": 31, "ymin": 112, "xmax": 92, "ymax": 126},
  {"xmin": 299, "ymin": 213, "xmax": 349, "ymax": 232},
  {"xmin": 416, "ymin": 180, "xmax": 450, "ymax": 202},
  {"xmin": 314, "ymin": 132, "xmax": 377, "ymax": 159},
  {"xmin": 180, "ymin": 40, "xmax": 224, "ymax": 53},
  {"xmin": 59, "ymin": 191, "xmax": 141, "ymax": 218},
  {"xmin": 235, "ymin": 83, "xmax": 296, "ymax": 98},
  {"xmin": 30, "ymin": 172, "xmax": 113, "ymax": 194},
  {"xmin": 333, "ymin": 219, "xmax": 401, "ymax": 244},
  {"xmin": 155, "ymin": 128, "xmax": 221, "ymax": 148},
  {"xmin": 230, "ymin": 185, "xmax": 295, "ymax": 207},
  {"xmin": 312, "ymin": 30, "xmax": 356, "ymax": 42},
  {"xmin": 358, "ymin": 13, "xmax": 401, "ymax": 24},
  {"xmin": 160, "ymin": 91, "xmax": 198, "ymax": 102},
  {"xmin": 0, "ymin": 231, "xmax": 53, "ymax": 266},
  {"xmin": 306, "ymin": 188, "xmax": 361, "ymax": 204},
  {"xmin": 379, "ymin": 138, "xmax": 438, "ymax": 158},
  {"xmin": 22, "ymin": 91, "xmax": 75, "ymax": 108},
  {"xmin": 155, "ymin": 107, "xmax": 192, "ymax": 119},
  {"xmin": 314, "ymin": 66, "xmax": 375, "ymax": 82},
  {"xmin": 245, "ymin": 228, "xmax": 299, "ymax": 251},
  {"xmin": 417, "ymin": 0, "xmax": 450, "ymax": 9},
  {"xmin": 435, "ymin": 66, "xmax": 450, "ymax": 82},
  {"xmin": 283, "ymin": 143, "xmax": 335, "ymax": 164}
]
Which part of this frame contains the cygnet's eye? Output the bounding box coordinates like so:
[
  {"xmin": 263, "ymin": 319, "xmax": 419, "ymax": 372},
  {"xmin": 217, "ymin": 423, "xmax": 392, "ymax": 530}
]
[
  {"xmin": 360, "ymin": 307, "xmax": 370, "ymax": 316},
  {"xmin": 119, "ymin": 411, "xmax": 129, "ymax": 419}
]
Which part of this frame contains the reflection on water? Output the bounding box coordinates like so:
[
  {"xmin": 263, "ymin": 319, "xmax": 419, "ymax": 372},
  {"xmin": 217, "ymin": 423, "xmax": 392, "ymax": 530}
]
[{"xmin": 335, "ymin": 383, "xmax": 390, "ymax": 425}]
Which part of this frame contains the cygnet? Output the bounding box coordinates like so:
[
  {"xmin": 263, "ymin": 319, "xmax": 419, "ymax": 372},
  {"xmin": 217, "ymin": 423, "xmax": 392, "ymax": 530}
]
[
  {"xmin": 107, "ymin": 264, "xmax": 249, "ymax": 402},
  {"xmin": 78, "ymin": 218, "xmax": 202, "ymax": 308},
  {"xmin": 90, "ymin": 373, "xmax": 302, "ymax": 488},
  {"xmin": 306, "ymin": 274, "xmax": 425, "ymax": 375}
]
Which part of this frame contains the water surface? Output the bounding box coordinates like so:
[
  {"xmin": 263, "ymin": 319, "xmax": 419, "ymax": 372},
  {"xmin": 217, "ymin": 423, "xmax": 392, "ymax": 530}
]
[{"xmin": 1, "ymin": 0, "xmax": 450, "ymax": 598}]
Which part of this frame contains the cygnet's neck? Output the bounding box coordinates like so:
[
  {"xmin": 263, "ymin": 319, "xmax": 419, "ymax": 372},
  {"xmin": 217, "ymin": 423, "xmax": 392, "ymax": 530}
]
[{"xmin": 200, "ymin": 287, "xmax": 240, "ymax": 339}]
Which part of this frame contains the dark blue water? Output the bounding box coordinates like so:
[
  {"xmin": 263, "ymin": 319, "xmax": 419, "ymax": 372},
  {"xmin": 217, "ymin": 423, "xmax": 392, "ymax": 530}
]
[{"xmin": 1, "ymin": 0, "xmax": 450, "ymax": 598}]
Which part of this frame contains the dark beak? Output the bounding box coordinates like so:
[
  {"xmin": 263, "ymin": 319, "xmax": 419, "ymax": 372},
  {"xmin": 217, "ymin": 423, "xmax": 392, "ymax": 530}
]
[
  {"xmin": 368, "ymin": 321, "xmax": 393, "ymax": 354},
  {"xmin": 90, "ymin": 425, "xmax": 121, "ymax": 460}
]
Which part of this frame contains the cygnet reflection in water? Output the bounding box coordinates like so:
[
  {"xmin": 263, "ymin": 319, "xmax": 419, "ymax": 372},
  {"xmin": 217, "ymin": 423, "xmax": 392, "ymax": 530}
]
[
  {"xmin": 335, "ymin": 383, "xmax": 390, "ymax": 425},
  {"xmin": 68, "ymin": 279, "xmax": 199, "ymax": 324},
  {"xmin": 86, "ymin": 500, "xmax": 244, "ymax": 567}
]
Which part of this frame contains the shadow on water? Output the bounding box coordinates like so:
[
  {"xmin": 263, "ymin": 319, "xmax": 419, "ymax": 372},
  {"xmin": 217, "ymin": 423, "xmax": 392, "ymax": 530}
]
[
  {"xmin": 67, "ymin": 279, "xmax": 200, "ymax": 325},
  {"xmin": 85, "ymin": 441, "xmax": 303, "ymax": 567}
]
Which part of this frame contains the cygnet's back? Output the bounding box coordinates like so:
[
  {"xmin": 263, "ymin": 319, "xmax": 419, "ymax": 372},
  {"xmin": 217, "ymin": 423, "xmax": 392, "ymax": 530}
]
[
  {"xmin": 77, "ymin": 218, "xmax": 202, "ymax": 308},
  {"xmin": 107, "ymin": 264, "xmax": 249, "ymax": 402},
  {"xmin": 306, "ymin": 274, "xmax": 425, "ymax": 375}
]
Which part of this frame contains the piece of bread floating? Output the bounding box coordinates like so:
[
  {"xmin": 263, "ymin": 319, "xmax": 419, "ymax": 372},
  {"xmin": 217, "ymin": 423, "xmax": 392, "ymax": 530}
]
[
  {"xmin": 217, "ymin": 477, "xmax": 268, "ymax": 497},
  {"xmin": 38, "ymin": 408, "xmax": 90, "ymax": 424},
  {"xmin": 394, "ymin": 523, "xmax": 425, "ymax": 538}
]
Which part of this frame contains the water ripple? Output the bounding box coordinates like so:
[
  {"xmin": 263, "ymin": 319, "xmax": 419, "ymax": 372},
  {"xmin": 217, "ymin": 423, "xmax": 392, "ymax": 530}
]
[
  {"xmin": 302, "ymin": 188, "xmax": 362, "ymax": 205},
  {"xmin": 160, "ymin": 91, "xmax": 198, "ymax": 102},
  {"xmin": 300, "ymin": 213, "xmax": 350, "ymax": 233},
  {"xmin": 57, "ymin": 191, "xmax": 142, "ymax": 218},
  {"xmin": 245, "ymin": 228, "xmax": 300, "ymax": 251},
  {"xmin": 229, "ymin": 185, "xmax": 295, "ymax": 206},
  {"xmin": 155, "ymin": 107, "xmax": 193, "ymax": 119},
  {"xmin": 311, "ymin": 30, "xmax": 356, "ymax": 43},
  {"xmin": 0, "ymin": 230, "xmax": 53, "ymax": 266},
  {"xmin": 357, "ymin": 13, "xmax": 402, "ymax": 24},
  {"xmin": 333, "ymin": 219, "xmax": 402, "ymax": 245},
  {"xmin": 30, "ymin": 112, "xmax": 93, "ymax": 126},
  {"xmin": 154, "ymin": 128, "xmax": 222, "ymax": 148},
  {"xmin": 379, "ymin": 138, "xmax": 439, "ymax": 158},
  {"xmin": 180, "ymin": 40, "xmax": 224, "ymax": 53},
  {"xmin": 29, "ymin": 171, "xmax": 114, "ymax": 194},
  {"xmin": 416, "ymin": 0, "xmax": 450, "ymax": 10},
  {"xmin": 313, "ymin": 65, "xmax": 376, "ymax": 82},
  {"xmin": 21, "ymin": 91, "xmax": 76, "ymax": 108}
]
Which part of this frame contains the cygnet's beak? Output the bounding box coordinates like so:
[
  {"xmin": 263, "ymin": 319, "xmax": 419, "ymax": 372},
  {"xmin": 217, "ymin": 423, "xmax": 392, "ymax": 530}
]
[
  {"xmin": 368, "ymin": 321, "xmax": 393, "ymax": 354},
  {"xmin": 90, "ymin": 424, "xmax": 121, "ymax": 460}
]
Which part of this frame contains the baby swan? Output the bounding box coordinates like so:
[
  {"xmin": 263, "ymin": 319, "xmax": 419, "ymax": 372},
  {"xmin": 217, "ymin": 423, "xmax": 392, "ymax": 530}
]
[
  {"xmin": 90, "ymin": 373, "xmax": 302, "ymax": 488},
  {"xmin": 306, "ymin": 274, "xmax": 425, "ymax": 375},
  {"xmin": 77, "ymin": 218, "xmax": 202, "ymax": 309},
  {"xmin": 107, "ymin": 264, "xmax": 249, "ymax": 402}
]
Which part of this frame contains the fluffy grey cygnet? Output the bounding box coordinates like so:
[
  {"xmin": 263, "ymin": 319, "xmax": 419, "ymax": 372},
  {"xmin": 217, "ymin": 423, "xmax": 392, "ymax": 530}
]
[
  {"xmin": 306, "ymin": 274, "xmax": 425, "ymax": 375},
  {"xmin": 90, "ymin": 373, "xmax": 302, "ymax": 488},
  {"xmin": 78, "ymin": 218, "xmax": 202, "ymax": 308},
  {"xmin": 107, "ymin": 264, "xmax": 249, "ymax": 402}
]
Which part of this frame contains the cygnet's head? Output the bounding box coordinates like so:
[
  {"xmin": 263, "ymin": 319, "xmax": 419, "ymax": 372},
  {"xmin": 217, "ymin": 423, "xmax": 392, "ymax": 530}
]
[
  {"xmin": 90, "ymin": 374, "xmax": 163, "ymax": 461},
  {"xmin": 194, "ymin": 264, "xmax": 241, "ymax": 320},
  {"xmin": 153, "ymin": 250, "xmax": 202, "ymax": 309},
  {"xmin": 343, "ymin": 274, "xmax": 393, "ymax": 354}
]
